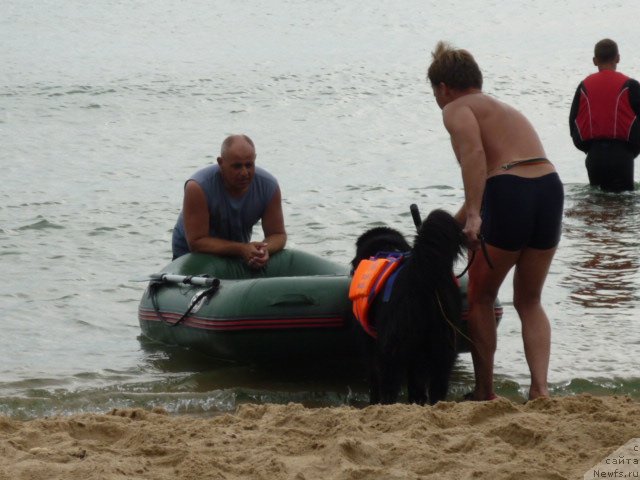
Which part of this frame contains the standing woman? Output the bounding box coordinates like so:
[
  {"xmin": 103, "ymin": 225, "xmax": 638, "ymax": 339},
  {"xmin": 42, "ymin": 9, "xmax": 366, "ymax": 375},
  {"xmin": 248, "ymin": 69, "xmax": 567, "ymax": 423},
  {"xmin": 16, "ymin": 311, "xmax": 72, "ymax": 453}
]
[{"xmin": 426, "ymin": 41, "xmax": 564, "ymax": 401}]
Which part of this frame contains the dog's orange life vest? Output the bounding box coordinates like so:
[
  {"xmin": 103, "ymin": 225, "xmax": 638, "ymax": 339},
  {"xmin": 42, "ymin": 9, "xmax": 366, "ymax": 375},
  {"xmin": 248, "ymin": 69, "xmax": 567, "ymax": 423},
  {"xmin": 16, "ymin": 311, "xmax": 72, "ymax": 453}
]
[{"xmin": 349, "ymin": 253, "xmax": 406, "ymax": 338}]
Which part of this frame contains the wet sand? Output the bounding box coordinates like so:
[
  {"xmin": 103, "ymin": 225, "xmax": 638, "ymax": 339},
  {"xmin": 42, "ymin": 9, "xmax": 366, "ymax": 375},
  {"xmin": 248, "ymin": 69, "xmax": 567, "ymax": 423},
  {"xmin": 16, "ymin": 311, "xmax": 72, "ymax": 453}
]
[{"xmin": 1, "ymin": 394, "xmax": 638, "ymax": 479}]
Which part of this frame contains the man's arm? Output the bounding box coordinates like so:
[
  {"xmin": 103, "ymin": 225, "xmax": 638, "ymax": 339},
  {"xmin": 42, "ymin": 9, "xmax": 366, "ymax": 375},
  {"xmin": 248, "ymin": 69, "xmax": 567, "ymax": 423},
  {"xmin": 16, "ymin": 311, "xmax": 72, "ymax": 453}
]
[
  {"xmin": 443, "ymin": 103, "xmax": 486, "ymax": 249},
  {"xmin": 627, "ymin": 79, "xmax": 640, "ymax": 156},
  {"xmin": 260, "ymin": 186, "xmax": 287, "ymax": 255},
  {"xmin": 569, "ymin": 83, "xmax": 589, "ymax": 153},
  {"xmin": 246, "ymin": 186, "xmax": 287, "ymax": 268},
  {"xmin": 182, "ymin": 180, "xmax": 258, "ymax": 262}
]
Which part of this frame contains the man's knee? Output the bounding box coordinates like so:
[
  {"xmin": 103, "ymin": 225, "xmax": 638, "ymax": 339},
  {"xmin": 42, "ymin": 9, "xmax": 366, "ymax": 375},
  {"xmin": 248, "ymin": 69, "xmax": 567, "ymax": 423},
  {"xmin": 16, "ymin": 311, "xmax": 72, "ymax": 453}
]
[
  {"xmin": 467, "ymin": 291, "xmax": 499, "ymax": 317},
  {"xmin": 467, "ymin": 277, "xmax": 500, "ymax": 307},
  {"xmin": 467, "ymin": 282, "xmax": 497, "ymax": 304},
  {"xmin": 513, "ymin": 294, "xmax": 541, "ymax": 315}
]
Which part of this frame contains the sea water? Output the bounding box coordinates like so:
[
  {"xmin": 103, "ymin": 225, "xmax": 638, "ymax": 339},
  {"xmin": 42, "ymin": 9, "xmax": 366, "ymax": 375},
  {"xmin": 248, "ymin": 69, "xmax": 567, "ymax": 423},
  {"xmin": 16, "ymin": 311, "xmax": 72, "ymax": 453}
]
[{"xmin": 1, "ymin": 0, "xmax": 639, "ymax": 418}]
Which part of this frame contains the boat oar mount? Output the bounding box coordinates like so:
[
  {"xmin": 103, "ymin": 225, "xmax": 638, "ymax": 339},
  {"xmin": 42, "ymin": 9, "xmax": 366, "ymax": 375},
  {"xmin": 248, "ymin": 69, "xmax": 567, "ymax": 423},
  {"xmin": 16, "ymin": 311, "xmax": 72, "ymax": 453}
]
[{"xmin": 146, "ymin": 273, "xmax": 220, "ymax": 288}]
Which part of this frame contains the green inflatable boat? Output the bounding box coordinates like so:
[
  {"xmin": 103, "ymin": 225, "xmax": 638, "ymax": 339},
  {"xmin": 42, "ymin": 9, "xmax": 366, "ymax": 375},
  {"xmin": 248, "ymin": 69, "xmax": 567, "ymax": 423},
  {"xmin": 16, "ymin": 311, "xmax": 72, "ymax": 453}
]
[{"xmin": 138, "ymin": 249, "xmax": 502, "ymax": 363}]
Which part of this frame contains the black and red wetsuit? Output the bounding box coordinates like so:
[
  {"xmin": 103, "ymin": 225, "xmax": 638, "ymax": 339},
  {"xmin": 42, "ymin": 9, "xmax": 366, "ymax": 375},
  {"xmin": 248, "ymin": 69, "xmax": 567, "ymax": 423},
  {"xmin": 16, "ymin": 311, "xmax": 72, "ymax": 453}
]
[{"xmin": 569, "ymin": 70, "xmax": 640, "ymax": 191}]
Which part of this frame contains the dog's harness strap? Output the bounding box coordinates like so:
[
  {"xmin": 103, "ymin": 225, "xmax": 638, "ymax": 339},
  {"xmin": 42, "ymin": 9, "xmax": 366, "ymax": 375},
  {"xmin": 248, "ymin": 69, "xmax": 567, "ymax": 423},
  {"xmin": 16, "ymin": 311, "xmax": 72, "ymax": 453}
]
[
  {"xmin": 367, "ymin": 255, "xmax": 402, "ymax": 302},
  {"xmin": 382, "ymin": 264, "xmax": 404, "ymax": 303}
]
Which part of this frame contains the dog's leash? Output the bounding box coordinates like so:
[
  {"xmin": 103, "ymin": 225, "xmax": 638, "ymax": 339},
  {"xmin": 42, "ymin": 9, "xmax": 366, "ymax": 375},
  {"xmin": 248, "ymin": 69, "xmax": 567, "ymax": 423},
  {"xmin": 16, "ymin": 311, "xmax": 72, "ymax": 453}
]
[{"xmin": 455, "ymin": 234, "xmax": 494, "ymax": 279}]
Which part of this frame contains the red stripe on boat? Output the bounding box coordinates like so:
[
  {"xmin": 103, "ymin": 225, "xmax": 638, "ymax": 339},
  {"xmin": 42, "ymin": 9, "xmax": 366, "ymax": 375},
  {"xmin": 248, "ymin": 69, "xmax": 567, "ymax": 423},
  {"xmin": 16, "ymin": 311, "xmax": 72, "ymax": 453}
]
[{"xmin": 138, "ymin": 308, "xmax": 345, "ymax": 330}]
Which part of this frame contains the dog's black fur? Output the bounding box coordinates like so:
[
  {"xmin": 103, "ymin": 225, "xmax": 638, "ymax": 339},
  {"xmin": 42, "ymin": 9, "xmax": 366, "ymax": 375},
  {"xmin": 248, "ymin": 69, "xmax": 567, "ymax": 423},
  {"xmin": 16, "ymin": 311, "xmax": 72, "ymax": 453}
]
[
  {"xmin": 350, "ymin": 226, "xmax": 411, "ymax": 272},
  {"xmin": 350, "ymin": 209, "xmax": 466, "ymax": 405}
]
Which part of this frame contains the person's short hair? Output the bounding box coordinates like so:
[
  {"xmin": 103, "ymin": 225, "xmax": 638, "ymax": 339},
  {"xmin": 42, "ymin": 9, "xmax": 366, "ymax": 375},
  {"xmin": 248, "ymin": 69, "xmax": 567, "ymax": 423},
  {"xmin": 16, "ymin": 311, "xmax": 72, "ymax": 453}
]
[
  {"xmin": 427, "ymin": 41, "xmax": 483, "ymax": 90},
  {"xmin": 594, "ymin": 38, "xmax": 618, "ymax": 63},
  {"xmin": 220, "ymin": 134, "xmax": 255, "ymax": 157}
]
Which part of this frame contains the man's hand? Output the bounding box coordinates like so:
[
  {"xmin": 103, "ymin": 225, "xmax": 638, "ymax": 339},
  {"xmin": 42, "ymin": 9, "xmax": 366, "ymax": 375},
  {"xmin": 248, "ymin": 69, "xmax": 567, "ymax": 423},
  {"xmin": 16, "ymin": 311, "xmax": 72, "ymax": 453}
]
[
  {"xmin": 244, "ymin": 242, "xmax": 269, "ymax": 269},
  {"xmin": 463, "ymin": 214, "xmax": 482, "ymax": 251}
]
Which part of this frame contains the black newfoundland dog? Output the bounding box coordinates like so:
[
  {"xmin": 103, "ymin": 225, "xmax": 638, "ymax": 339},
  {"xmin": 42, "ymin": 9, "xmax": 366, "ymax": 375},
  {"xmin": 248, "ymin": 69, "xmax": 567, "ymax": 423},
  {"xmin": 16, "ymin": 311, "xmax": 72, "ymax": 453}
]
[{"xmin": 350, "ymin": 209, "xmax": 466, "ymax": 405}]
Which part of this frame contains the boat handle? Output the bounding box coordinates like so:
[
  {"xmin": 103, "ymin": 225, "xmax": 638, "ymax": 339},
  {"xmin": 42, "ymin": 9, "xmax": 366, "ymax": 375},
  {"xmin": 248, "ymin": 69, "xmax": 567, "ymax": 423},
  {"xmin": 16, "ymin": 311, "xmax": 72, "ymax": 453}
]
[{"xmin": 269, "ymin": 293, "xmax": 316, "ymax": 306}]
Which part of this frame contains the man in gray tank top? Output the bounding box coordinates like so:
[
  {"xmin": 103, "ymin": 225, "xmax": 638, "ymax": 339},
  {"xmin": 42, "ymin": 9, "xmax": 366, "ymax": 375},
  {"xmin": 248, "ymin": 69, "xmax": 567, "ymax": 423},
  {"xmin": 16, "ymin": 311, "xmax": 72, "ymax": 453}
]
[{"xmin": 172, "ymin": 134, "xmax": 287, "ymax": 268}]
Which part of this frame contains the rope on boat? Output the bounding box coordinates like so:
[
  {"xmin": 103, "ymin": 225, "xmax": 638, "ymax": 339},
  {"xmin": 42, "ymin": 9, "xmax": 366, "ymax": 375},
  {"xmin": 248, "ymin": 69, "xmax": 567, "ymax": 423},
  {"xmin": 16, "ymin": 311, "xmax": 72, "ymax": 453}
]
[
  {"xmin": 169, "ymin": 283, "xmax": 220, "ymax": 327},
  {"xmin": 147, "ymin": 275, "xmax": 221, "ymax": 327}
]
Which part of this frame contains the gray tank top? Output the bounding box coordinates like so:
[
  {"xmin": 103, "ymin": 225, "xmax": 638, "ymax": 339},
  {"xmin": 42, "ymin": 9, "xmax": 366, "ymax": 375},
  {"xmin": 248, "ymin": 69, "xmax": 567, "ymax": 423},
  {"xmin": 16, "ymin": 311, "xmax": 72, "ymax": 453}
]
[{"xmin": 172, "ymin": 165, "xmax": 278, "ymax": 258}]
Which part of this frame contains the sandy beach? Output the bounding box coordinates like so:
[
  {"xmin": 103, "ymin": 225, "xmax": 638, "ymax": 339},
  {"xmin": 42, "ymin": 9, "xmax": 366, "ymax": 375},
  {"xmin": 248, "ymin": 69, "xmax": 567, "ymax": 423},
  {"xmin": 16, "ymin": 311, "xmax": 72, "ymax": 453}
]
[{"xmin": 1, "ymin": 394, "xmax": 638, "ymax": 480}]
